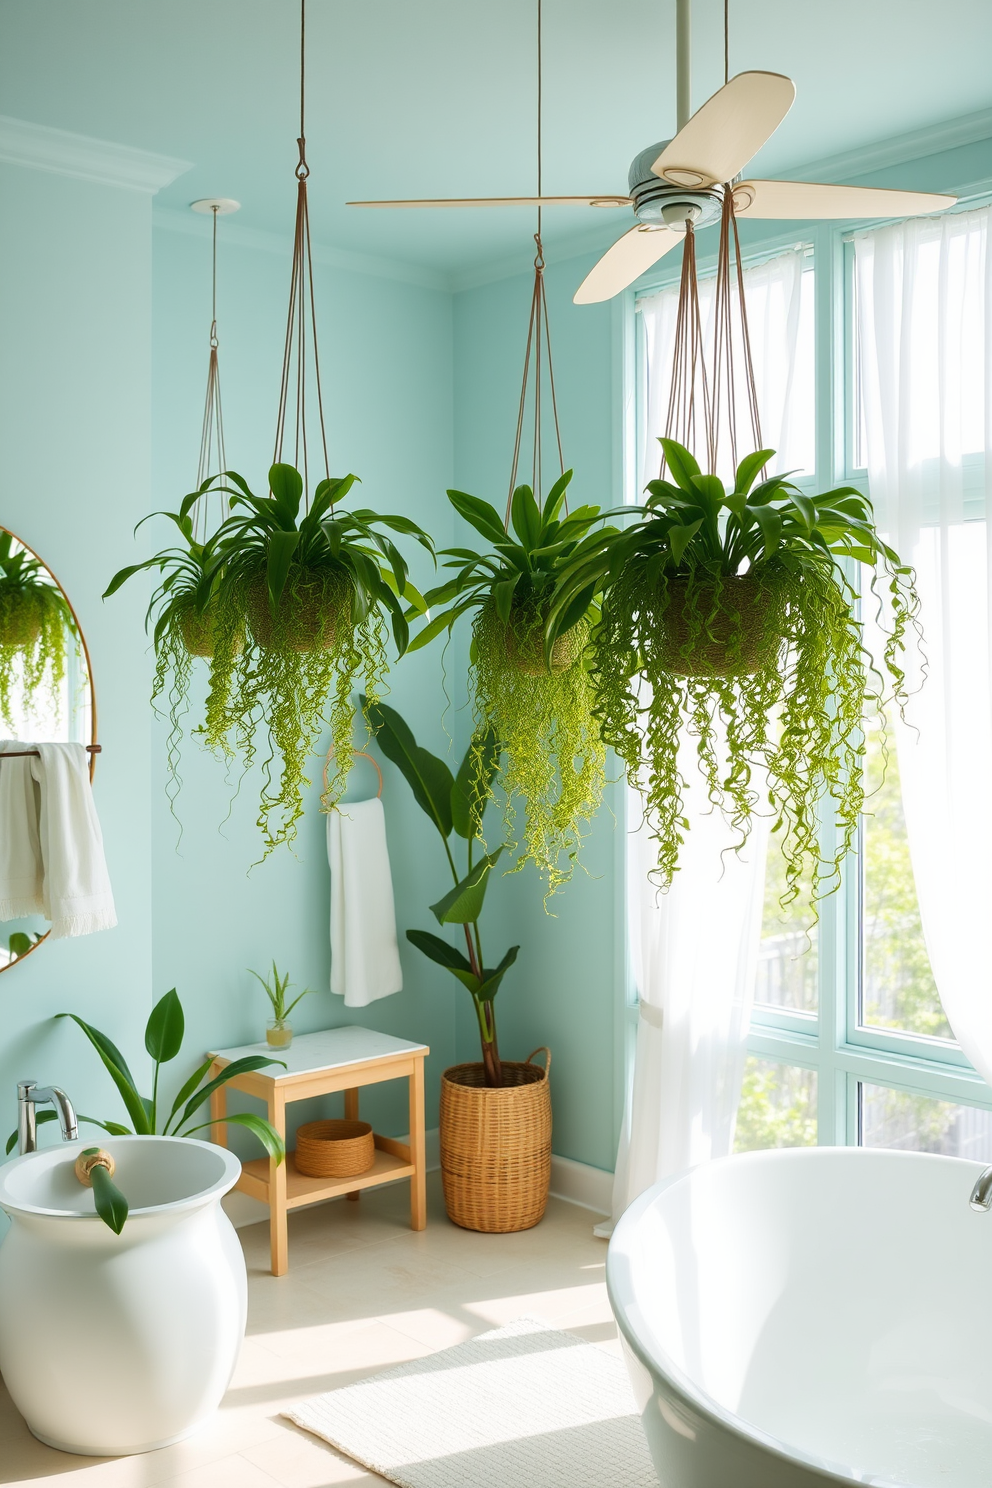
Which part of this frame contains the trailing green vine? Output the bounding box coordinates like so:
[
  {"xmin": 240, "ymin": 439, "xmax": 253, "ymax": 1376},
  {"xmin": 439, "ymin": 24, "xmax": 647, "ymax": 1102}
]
[
  {"xmin": 0, "ymin": 531, "xmax": 79, "ymax": 733},
  {"xmin": 550, "ymin": 439, "xmax": 921, "ymax": 908}
]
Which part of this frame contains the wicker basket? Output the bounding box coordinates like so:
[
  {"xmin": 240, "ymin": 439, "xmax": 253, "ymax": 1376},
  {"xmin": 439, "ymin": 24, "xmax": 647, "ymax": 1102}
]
[
  {"xmin": 658, "ymin": 573, "xmax": 783, "ymax": 678},
  {"xmin": 177, "ymin": 602, "xmax": 243, "ymax": 659},
  {"xmin": 245, "ymin": 574, "xmax": 343, "ymax": 653},
  {"xmin": 0, "ymin": 591, "xmax": 42, "ymax": 649},
  {"xmin": 294, "ymin": 1119, "xmax": 375, "ymax": 1179},
  {"xmin": 504, "ymin": 619, "xmax": 584, "ymax": 677},
  {"xmin": 439, "ymin": 1048, "xmax": 551, "ymax": 1233}
]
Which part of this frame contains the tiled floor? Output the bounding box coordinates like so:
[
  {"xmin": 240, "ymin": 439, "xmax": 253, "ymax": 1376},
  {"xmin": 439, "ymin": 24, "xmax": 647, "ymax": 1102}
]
[{"xmin": 0, "ymin": 1176, "xmax": 614, "ymax": 1486}]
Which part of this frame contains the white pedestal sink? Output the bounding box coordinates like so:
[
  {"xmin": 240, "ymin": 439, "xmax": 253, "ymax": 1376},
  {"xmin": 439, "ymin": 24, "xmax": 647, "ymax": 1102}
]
[{"xmin": 0, "ymin": 1135, "xmax": 246, "ymax": 1456}]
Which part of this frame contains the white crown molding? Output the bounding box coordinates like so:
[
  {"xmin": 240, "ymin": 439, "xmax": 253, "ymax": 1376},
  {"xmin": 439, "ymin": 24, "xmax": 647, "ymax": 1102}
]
[
  {"xmin": 0, "ymin": 114, "xmax": 190, "ymax": 194},
  {"xmin": 153, "ymin": 203, "xmax": 452, "ymax": 293},
  {"xmin": 778, "ymin": 105, "xmax": 992, "ymax": 187}
]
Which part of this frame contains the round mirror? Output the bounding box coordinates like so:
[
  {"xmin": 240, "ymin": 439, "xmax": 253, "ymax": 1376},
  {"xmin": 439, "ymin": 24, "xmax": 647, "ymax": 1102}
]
[{"xmin": 0, "ymin": 528, "xmax": 95, "ymax": 972}]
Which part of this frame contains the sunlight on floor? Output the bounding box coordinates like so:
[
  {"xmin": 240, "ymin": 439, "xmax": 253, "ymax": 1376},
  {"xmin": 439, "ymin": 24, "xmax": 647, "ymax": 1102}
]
[{"xmin": 0, "ymin": 1174, "xmax": 613, "ymax": 1487}]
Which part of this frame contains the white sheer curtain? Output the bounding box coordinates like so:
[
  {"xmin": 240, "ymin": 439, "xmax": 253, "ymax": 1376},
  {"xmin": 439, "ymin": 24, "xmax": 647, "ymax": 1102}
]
[
  {"xmin": 856, "ymin": 207, "xmax": 992, "ymax": 1087},
  {"xmin": 600, "ymin": 250, "xmax": 810, "ymax": 1233}
]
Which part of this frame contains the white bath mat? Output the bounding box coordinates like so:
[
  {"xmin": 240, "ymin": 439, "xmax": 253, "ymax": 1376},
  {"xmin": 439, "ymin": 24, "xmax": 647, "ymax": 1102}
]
[{"xmin": 284, "ymin": 1316, "xmax": 658, "ymax": 1487}]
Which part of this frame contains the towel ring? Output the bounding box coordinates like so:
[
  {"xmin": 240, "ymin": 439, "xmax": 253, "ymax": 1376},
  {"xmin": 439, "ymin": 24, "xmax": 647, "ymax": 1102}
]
[{"xmin": 323, "ymin": 747, "xmax": 383, "ymax": 800}]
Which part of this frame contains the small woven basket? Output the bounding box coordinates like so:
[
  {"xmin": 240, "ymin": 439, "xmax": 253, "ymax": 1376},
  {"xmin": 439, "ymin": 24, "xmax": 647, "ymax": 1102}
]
[
  {"xmin": 439, "ymin": 1048, "xmax": 551, "ymax": 1233},
  {"xmin": 658, "ymin": 572, "xmax": 783, "ymax": 678},
  {"xmin": 294, "ymin": 1119, "xmax": 375, "ymax": 1179}
]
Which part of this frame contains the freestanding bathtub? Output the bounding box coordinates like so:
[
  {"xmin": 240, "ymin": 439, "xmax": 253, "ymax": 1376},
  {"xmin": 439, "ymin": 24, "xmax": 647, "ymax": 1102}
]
[{"xmin": 608, "ymin": 1147, "xmax": 992, "ymax": 1488}]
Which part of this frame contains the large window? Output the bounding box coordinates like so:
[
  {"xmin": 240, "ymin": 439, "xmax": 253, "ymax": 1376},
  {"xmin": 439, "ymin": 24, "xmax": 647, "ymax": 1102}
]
[{"xmin": 634, "ymin": 219, "xmax": 992, "ymax": 1161}]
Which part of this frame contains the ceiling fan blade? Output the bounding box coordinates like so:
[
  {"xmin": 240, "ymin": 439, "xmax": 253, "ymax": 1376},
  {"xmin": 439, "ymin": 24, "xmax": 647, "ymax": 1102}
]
[
  {"xmin": 573, "ymin": 226, "xmax": 681, "ymax": 305},
  {"xmin": 732, "ymin": 179, "xmax": 957, "ymax": 219},
  {"xmin": 652, "ymin": 72, "xmax": 796, "ymax": 188},
  {"xmin": 347, "ymin": 195, "xmax": 631, "ymax": 209}
]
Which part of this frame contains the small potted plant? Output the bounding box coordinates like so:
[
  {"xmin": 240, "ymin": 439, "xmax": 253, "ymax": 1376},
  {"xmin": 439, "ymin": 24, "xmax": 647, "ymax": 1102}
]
[
  {"xmin": 0, "ymin": 531, "xmax": 80, "ymax": 733},
  {"xmin": 363, "ymin": 697, "xmax": 551, "ymax": 1234},
  {"xmin": 408, "ymin": 473, "xmax": 612, "ymax": 896},
  {"xmin": 249, "ymin": 961, "xmax": 314, "ymax": 1048},
  {"xmin": 549, "ymin": 438, "xmax": 921, "ymax": 908}
]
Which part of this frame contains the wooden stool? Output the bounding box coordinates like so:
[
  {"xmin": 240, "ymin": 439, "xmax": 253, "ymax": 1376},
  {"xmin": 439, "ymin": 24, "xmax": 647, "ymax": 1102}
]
[{"xmin": 208, "ymin": 1026, "xmax": 429, "ymax": 1276}]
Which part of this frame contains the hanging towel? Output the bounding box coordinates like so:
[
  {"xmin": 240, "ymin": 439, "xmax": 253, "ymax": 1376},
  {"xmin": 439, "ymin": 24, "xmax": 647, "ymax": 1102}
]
[
  {"xmin": 30, "ymin": 743, "xmax": 117, "ymax": 938},
  {"xmin": 0, "ymin": 741, "xmax": 44, "ymax": 920},
  {"xmin": 328, "ymin": 796, "xmax": 403, "ymax": 1007}
]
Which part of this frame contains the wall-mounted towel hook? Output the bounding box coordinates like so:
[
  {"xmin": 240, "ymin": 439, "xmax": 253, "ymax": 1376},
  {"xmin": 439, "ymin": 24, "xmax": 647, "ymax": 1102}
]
[{"xmin": 322, "ymin": 747, "xmax": 383, "ymax": 800}]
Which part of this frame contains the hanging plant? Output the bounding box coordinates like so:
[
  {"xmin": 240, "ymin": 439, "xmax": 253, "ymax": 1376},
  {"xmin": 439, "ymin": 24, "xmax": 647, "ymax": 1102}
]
[
  {"xmin": 0, "ymin": 531, "xmax": 79, "ymax": 733},
  {"xmin": 196, "ymin": 461, "xmax": 431, "ymax": 852},
  {"xmin": 411, "ymin": 471, "xmax": 610, "ymax": 895},
  {"xmin": 550, "ymin": 437, "xmax": 921, "ymax": 907}
]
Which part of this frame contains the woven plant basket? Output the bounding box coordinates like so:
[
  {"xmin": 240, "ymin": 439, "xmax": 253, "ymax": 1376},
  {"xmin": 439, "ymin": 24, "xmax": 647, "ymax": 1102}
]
[
  {"xmin": 440, "ymin": 1048, "xmax": 551, "ymax": 1233},
  {"xmin": 245, "ymin": 573, "xmax": 345, "ymax": 653},
  {"xmin": 177, "ymin": 602, "xmax": 243, "ymax": 659},
  {"xmin": 294, "ymin": 1119, "xmax": 375, "ymax": 1179},
  {"xmin": 504, "ymin": 616, "xmax": 584, "ymax": 677},
  {"xmin": 658, "ymin": 573, "xmax": 783, "ymax": 678},
  {"xmin": 0, "ymin": 591, "xmax": 43, "ymax": 649}
]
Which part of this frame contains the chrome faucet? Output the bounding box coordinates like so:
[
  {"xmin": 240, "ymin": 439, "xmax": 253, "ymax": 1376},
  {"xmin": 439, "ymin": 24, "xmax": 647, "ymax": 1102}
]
[
  {"xmin": 970, "ymin": 1167, "xmax": 992, "ymax": 1211},
  {"xmin": 17, "ymin": 1081, "xmax": 78, "ymax": 1155}
]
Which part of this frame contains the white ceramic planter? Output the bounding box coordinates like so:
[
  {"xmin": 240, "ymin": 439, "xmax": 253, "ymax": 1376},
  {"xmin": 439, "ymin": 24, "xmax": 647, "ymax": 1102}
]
[{"xmin": 0, "ymin": 1135, "xmax": 246, "ymax": 1456}]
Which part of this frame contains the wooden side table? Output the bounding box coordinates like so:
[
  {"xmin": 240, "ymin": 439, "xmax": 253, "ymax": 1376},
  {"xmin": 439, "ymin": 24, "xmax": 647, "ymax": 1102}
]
[{"xmin": 208, "ymin": 1026, "xmax": 429, "ymax": 1276}]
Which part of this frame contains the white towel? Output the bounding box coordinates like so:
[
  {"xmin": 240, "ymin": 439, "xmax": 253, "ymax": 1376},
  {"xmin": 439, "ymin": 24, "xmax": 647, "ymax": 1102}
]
[
  {"xmin": 328, "ymin": 796, "xmax": 403, "ymax": 1007},
  {"xmin": 2, "ymin": 743, "xmax": 117, "ymax": 939},
  {"xmin": 0, "ymin": 741, "xmax": 44, "ymax": 919}
]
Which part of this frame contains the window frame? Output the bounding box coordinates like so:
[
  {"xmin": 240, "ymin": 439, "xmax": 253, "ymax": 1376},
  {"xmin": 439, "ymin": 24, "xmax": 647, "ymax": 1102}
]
[{"xmin": 629, "ymin": 218, "xmax": 992, "ymax": 1155}]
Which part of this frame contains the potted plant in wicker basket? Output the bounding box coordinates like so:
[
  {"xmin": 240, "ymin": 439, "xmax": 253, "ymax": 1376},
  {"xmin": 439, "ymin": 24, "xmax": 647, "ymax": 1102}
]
[
  {"xmin": 0, "ymin": 531, "xmax": 80, "ymax": 733},
  {"xmin": 549, "ymin": 437, "xmax": 921, "ymax": 909},
  {"xmin": 362, "ymin": 696, "xmax": 552, "ymax": 1234},
  {"xmin": 408, "ymin": 472, "xmax": 612, "ymax": 896}
]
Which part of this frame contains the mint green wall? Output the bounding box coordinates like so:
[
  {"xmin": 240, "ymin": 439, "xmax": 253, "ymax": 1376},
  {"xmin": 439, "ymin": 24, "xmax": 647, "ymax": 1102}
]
[
  {"xmin": 0, "ymin": 161, "xmax": 155, "ymax": 1169},
  {"xmin": 149, "ymin": 219, "xmax": 460, "ymax": 1144}
]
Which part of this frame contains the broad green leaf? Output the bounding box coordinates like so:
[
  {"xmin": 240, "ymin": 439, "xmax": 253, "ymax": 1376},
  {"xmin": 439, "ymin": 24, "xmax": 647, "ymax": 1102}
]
[
  {"xmin": 88, "ymin": 1157, "xmax": 129, "ymax": 1234},
  {"xmin": 184, "ymin": 1112, "xmax": 286, "ymax": 1162},
  {"xmin": 668, "ymin": 519, "xmax": 704, "ymax": 565},
  {"xmin": 659, "ymin": 438, "xmax": 701, "ymax": 490},
  {"xmin": 405, "ymin": 609, "xmax": 457, "ymax": 654},
  {"xmin": 733, "ymin": 449, "xmax": 774, "ymax": 494},
  {"xmin": 451, "ymin": 729, "xmax": 500, "ymax": 839},
  {"xmin": 144, "ymin": 988, "xmax": 184, "ymax": 1065},
  {"xmin": 542, "ymin": 468, "xmax": 573, "ymax": 522},
  {"xmin": 268, "ymin": 463, "xmax": 304, "ymax": 518},
  {"xmin": 173, "ymin": 1055, "xmax": 285, "ymax": 1133},
  {"xmin": 266, "ymin": 530, "xmax": 301, "ymax": 604},
  {"xmin": 57, "ymin": 1014, "xmax": 151, "ymax": 1135},
  {"xmin": 405, "ymin": 928, "xmax": 473, "ymax": 973},
  {"xmin": 164, "ymin": 1056, "xmax": 216, "ymax": 1133},
  {"xmin": 361, "ymin": 697, "xmax": 455, "ymax": 838},
  {"xmin": 430, "ymin": 847, "xmax": 504, "ymax": 925},
  {"xmin": 493, "ymin": 576, "xmax": 519, "ymax": 624},
  {"xmin": 510, "ymin": 485, "xmax": 542, "ymax": 551},
  {"xmin": 477, "ymin": 944, "xmax": 520, "ymax": 1001},
  {"xmin": 689, "ymin": 474, "xmax": 726, "ymax": 513},
  {"xmin": 446, "ymin": 490, "xmax": 507, "ymax": 544}
]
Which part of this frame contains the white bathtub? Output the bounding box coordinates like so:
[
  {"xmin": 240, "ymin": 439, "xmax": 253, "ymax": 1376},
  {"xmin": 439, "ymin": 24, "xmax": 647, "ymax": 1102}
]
[{"xmin": 608, "ymin": 1147, "xmax": 992, "ymax": 1488}]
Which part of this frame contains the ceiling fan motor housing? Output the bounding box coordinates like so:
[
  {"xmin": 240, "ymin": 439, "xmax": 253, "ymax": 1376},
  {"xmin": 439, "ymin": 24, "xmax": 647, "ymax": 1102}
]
[{"xmin": 628, "ymin": 141, "xmax": 723, "ymax": 232}]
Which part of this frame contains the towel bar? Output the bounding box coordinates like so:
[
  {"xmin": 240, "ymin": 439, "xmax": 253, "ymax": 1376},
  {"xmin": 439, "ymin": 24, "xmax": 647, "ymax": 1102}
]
[{"xmin": 0, "ymin": 744, "xmax": 102, "ymax": 760}]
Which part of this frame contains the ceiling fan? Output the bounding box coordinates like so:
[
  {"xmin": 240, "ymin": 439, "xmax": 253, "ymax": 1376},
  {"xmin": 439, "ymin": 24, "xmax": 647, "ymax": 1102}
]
[{"xmin": 347, "ymin": 0, "xmax": 956, "ymax": 302}]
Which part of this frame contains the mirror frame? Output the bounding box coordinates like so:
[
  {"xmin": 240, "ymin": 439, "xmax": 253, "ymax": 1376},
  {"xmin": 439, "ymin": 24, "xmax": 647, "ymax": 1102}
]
[{"xmin": 0, "ymin": 525, "xmax": 98, "ymax": 973}]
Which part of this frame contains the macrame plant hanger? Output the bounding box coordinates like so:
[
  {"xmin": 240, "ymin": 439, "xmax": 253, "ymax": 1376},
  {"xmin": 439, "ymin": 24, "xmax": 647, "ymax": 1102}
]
[
  {"xmin": 273, "ymin": 0, "xmax": 330, "ymax": 511},
  {"xmin": 505, "ymin": 0, "xmax": 566, "ymax": 528},
  {"xmin": 663, "ymin": 0, "xmax": 762, "ymax": 477},
  {"xmin": 189, "ymin": 197, "xmax": 239, "ymax": 541}
]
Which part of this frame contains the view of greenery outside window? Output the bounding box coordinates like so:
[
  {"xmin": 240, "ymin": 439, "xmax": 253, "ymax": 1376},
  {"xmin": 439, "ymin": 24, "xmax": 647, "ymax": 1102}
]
[
  {"xmin": 734, "ymin": 1058, "xmax": 817, "ymax": 1152},
  {"xmin": 754, "ymin": 828, "xmax": 818, "ymax": 1016},
  {"xmin": 860, "ymin": 1084, "xmax": 992, "ymax": 1162}
]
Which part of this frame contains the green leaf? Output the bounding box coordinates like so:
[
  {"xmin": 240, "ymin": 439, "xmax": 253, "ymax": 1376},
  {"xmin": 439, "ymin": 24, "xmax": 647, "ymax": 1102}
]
[
  {"xmin": 405, "ymin": 609, "xmax": 458, "ymax": 654},
  {"xmin": 268, "ymin": 463, "xmax": 304, "ymax": 518},
  {"xmin": 477, "ymin": 943, "xmax": 520, "ymax": 1000},
  {"xmin": 493, "ymin": 576, "xmax": 519, "ymax": 624},
  {"xmin": 405, "ymin": 928, "xmax": 473, "ymax": 974},
  {"xmin": 173, "ymin": 1055, "xmax": 285, "ymax": 1133},
  {"xmin": 164, "ymin": 1056, "xmax": 216, "ymax": 1134},
  {"xmin": 668, "ymin": 519, "xmax": 704, "ymax": 565},
  {"xmin": 510, "ymin": 485, "xmax": 542, "ymax": 550},
  {"xmin": 447, "ymin": 490, "xmax": 507, "ymax": 544},
  {"xmin": 659, "ymin": 438, "xmax": 701, "ymax": 491},
  {"xmin": 183, "ymin": 1112, "xmax": 286, "ymax": 1162},
  {"xmin": 542, "ymin": 469, "xmax": 573, "ymax": 522},
  {"xmin": 144, "ymin": 988, "xmax": 184, "ymax": 1065},
  {"xmin": 733, "ymin": 449, "xmax": 774, "ymax": 495},
  {"xmin": 361, "ymin": 697, "xmax": 454, "ymax": 838},
  {"xmin": 266, "ymin": 530, "xmax": 301, "ymax": 604},
  {"xmin": 451, "ymin": 729, "xmax": 500, "ymax": 839},
  {"xmin": 430, "ymin": 847, "xmax": 504, "ymax": 924},
  {"xmin": 88, "ymin": 1158, "xmax": 129, "ymax": 1235},
  {"xmin": 57, "ymin": 1014, "xmax": 152, "ymax": 1135}
]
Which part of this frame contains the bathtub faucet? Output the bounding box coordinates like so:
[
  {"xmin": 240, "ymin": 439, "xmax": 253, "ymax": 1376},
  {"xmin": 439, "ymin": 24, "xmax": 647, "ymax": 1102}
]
[
  {"xmin": 17, "ymin": 1081, "xmax": 78, "ymax": 1155},
  {"xmin": 970, "ymin": 1166, "xmax": 992, "ymax": 1211}
]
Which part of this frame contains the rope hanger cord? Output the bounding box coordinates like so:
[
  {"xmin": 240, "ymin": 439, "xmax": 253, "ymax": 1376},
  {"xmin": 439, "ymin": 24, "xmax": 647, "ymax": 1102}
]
[
  {"xmin": 195, "ymin": 203, "xmax": 227, "ymax": 543},
  {"xmin": 504, "ymin": 0, "xmax": 566, "ymax": 528},
  {"xmin": 661, "ymin": 0, "xmax": 761, "ymax": 479},
  {"xmin": 273, "ymin": 0, "xmax": 330, "ymax": 509}
]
